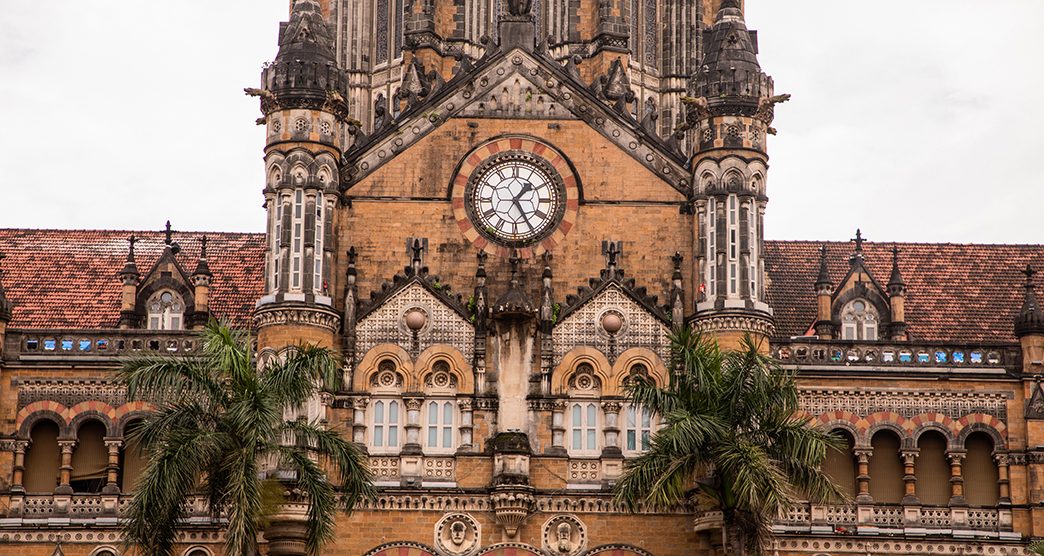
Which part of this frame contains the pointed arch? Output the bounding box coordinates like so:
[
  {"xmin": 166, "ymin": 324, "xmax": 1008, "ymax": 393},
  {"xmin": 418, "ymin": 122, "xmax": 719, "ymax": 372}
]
[
  {"xmin": 354, "ymin": 343, "xmax": 414, "ymax": 392},
  {"xmin": 609, "ymin": 347, "xmax": 668, "ymax": 396},
  {"xmin": 415, "ymin": 344, "xmax": 474, "ymax": 393}
]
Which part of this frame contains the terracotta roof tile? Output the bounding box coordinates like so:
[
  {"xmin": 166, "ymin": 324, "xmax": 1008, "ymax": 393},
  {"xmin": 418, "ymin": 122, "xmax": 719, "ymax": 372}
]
[
  {"xmin": 0, "ymin": 229, "xmax": 265, "ymax": 329},
  {"xmin": 764, "ymin": 241, "xmax": 1044, "ymax": 343},
  {"xmin": 1, "ymin": 229, "xmax": 1041, "ymax": 344}
]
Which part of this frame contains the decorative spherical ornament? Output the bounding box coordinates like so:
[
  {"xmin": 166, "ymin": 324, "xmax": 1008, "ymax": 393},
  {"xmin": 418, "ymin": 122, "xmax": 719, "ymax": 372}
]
[
  {"xmin": 601, "ymin": 312, "xmax": 623, "ymax": 334},
  {"xmin": 404, "ymin": 308, "xmax": 427, "ymax": 331}
]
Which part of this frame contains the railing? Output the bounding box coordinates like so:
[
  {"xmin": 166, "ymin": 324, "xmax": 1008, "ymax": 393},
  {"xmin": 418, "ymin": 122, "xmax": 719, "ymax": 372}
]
[
  {"xmin": 772, "ymin": 339, "xmax": 1018, "ymax": 371},
  {"xmin": 2, "ymin": 493, "xmax": 217, "ymax": 526},
  {"xmin": 773, "ymin": 503, "xmax": 1014, "ymax": 539},
  {"xmin": 5, "ymin": 329, "xmax": 200, "ymax": 360}
]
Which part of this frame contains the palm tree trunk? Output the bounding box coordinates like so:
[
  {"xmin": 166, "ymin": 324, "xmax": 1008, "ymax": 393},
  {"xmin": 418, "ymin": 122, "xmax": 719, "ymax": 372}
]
[{"xmin": 723, "ymin": 515, "xmax": 748, "ymax": 556}]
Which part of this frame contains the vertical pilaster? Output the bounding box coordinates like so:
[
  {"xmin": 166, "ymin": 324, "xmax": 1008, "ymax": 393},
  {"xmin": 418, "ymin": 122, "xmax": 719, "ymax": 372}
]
[
  {"xmin": 948, "ymin": 451, "xmax": 967, "ymax": 506},
  {"xmin": 56, "ymin": 440, "xmax": 76, "ymax": 495}
]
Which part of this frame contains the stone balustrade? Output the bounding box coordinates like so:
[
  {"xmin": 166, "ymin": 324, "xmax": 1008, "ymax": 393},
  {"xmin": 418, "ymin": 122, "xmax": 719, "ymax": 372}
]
[
  {"xmin": 3, "ymin": 328, "xmax": 201, "ymax": 361},
  {"xmin": 0, "ymin": 493, "xmax": 219, "ymax": 527},
  {"xmin": 773, "ymin": 503, "xmax": 1019, "ymax": 541},
  {"xmin": 773, "ymin": 339, "xmax": 1018, "ymax": 372}
]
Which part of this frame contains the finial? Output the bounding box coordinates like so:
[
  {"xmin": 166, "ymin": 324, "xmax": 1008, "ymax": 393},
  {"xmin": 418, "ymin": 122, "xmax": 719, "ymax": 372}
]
[
  {"xmin": 848, "ymin": 229, "xmax": 865, "ymax": 265},
  {"xmin": 346, "ymin": 247, "xmax": 358, "ymax": 283},
  {"xmin": 672, "ymin": 252, "xmax": 684, "ymax": 281},
  {"xmin": 127, "ymin": 235, "xmax": 138, "ymax": 262},
  {"xmin": 815, "ymin": 245, "xmax": 832, "ymax": 290},
  {"xmin": 604, "ymin": 241, "xmax": 621, "ymax": 271},
  {"xmin": 409, "ymin": 238, "xmax": 424, "ymax": 274},
  {"xmin": 1024, "ymin": 264, "xmax": 1037, "ymax": 289},
  {"xmin": 199, "ymin": 235, "xmax": 208, "ymax": 259},
  {"xmin": 347, "ymin": 246, "xmax": 358, "ymax": 266},
  {"xmin": 1017, "ymin": 263, "xmax": 1044, "ymax": 337},
  {"xmin": 164, "ymin": 221, "xmax": 173, "ymax": 245},
  {"xmin": 542, "ymin": 251, "xmax": 553, "ymax": 280},
  {"xmin": 888, "ymin": 244, "xmax": 905, "ymax": 292}
]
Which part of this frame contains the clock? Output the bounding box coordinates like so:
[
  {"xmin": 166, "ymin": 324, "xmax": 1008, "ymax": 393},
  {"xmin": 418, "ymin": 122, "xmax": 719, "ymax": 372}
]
[
  {"xmin": 469, "ymin": 156, "xmax": 562, "ymax": 245},
  {"xmin": 452, "ymin": 136, "xmax": 579, "ymax": 257}
]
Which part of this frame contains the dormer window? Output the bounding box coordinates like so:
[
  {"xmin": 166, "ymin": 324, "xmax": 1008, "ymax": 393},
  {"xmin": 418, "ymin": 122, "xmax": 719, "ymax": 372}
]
[
  {"xmin": 841, "ymin": 299, "xmax": 878, "ymax": 341},
  {"xmin": 147, "ymin": 290, "xmax": 184, "ymax": 331}
]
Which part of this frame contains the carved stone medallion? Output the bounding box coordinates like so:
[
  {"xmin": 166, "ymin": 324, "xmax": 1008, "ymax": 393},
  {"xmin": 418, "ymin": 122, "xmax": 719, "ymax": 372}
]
[
  {"xmin": 435, "ymin": 512, "xmax": 481, "ymax": 556},
  {"xmin": 541, "ymin": 515, "xmax": 586, "ymax": 556}
]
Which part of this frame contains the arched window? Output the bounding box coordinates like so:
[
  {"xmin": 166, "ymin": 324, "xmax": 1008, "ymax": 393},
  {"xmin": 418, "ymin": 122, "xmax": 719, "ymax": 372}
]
[
  {"xmin": 841, "ymin": 299, "xmax": 878, "ymax": 341},
  {"xmin": 915, "ymin": 431, "xmax": 951, "ymax": 505},
  {"xmin": 569, "ymin": 402, "xmax": 599, "ymax": 455},
  {"xmin": 23, "ymin": 420, "xmax": 61, "ymax": 493},
  {"xmin": 822, "ymin": 429, "xmax": 857, "ymax": 499},
  {"xmin": 147, "ymin": 290, "xmax": 184, "ymax": 330},
  {"xmin": 291, "ymin": 189, "xmax": 304, "ymax": 290},
  {"xmin": 425, "ymin": 401, "xmax": 456, "ymax": 453},
  {"xmin": 623, "ymin": 404, "xmax": 653, "ymax": 454},
  {"xmin": 371, "ymin": 400, "xmax": 401, "ymax": 453},
  {"xmin": 120, "ymin": 419, "xmax": 147, "ymax": 492},
  {"xmin": 314, "ymin": 191, "xmax": 325, "ymax": 293},
  {"xmin": 70, "ymin": 420, "xmax": 108, "ymax": 493},
  {"xmin": 706, "ymin": 197, "xmax": 717, "ymax": 296},
  {"xmin": 964, "ymin": 432, "xmax": 1000, "ymax": 506},
  {"xmin": 868, "ymin": 430, "xmax": 903, "ymax": 503},
  {"xmin": 728, "ymin": 194, "xmax": 738, "ymax": 296}
]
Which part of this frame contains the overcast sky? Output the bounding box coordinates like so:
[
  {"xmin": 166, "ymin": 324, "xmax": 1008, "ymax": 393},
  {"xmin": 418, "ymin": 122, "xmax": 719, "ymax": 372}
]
[{"xmin": 1, "ymin": 1, "xmax": 1041, "ymax": 244}]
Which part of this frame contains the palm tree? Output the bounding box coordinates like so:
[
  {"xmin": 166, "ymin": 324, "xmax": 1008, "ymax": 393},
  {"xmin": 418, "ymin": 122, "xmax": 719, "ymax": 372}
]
[
  {"xmin": 614, "ymin": 328, "xmax": 844, "ymax": 556},
  {"xmin": 117, "ymin": 321, "xmax": 374, "ymax": 556}
]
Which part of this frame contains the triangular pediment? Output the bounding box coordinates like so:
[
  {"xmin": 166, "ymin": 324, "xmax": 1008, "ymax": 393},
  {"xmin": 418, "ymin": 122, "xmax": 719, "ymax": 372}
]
[
  {"xmin": 342, "ymin": 48, "xmax": 690, "ymax": 194},
  {"xmin": 355, "ymin": 278, "xmax": 475, "ymax": 365},
  {"xmin": 553, "ymin": 282, "xmax": 672, "ymax": 364}
]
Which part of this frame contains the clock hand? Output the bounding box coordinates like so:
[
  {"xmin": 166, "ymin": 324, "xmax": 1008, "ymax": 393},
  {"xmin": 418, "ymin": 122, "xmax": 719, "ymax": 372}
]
[
  {"xmin": 512, "ymin": 198, "xmax": 535, "ymax": 231},
  {"xmin": 512, "ymin": 181, "xmax": 533, "ymax": 202}
]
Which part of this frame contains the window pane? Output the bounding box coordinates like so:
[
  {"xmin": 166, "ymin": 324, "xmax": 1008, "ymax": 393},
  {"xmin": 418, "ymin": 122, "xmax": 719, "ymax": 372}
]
[
  {"xmin": 627, "ymin": 431, "xmax": 636, "ymax": 451},
  {"xmin": 586, "ymin": 430, "xmax": 596, "ymax": 449},
  {"xmin": 388, "ymin": 426, "xmax": 398, "ymax": 447},
  {"xmin": 443, "ymin": 402, "xmax": 453, "ymax": 423},
  {"xmin": 442, "ymin": 427, "xmax": 452, "ymax": 448},
  {"xmin": 389, "ymin": 402, "xmax": 399, "ymax": 424},
  {"xmin": 627, "ymin": 407, "xmax": 636, "ymax": 428},
  {"xmin": 374, "ymin": 401, "xmax": 384, "ymax": 422},
  {"xmin": 429, "ymin": 402, "xmax": 438, "ymax": 424},
  {"xmin": 586, "ymin": 404, "xmax": 596, "ymax": 425},
  {"xmin": 374, "ymin": 425, "xmax": 384, "ymax": 447},
  {"xmin": 642, "ymin": 408, "xmax": 651, "ymax": 428},
  {"xmin": 427, "ymin": 426, "xmax": 437, "ymax": 447},
  {"xmin": 641, "ymin": 431, "xmax": 650, "ymax": 451}
]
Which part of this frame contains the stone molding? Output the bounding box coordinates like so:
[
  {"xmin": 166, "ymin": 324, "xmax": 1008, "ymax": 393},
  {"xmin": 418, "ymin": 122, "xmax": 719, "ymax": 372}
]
[{"xmin": 254, "ymin": 304, "xmax": 341, "ymax": 333}]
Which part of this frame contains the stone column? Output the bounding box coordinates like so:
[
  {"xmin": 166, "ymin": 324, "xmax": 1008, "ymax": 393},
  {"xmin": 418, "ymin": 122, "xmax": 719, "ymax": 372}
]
[
  {"xmin": 56, "ymin": 440, "xmax": 76, "ymax": 494},
  {"xmin": 549, "ymin": 400, "xmax": 567, "ymax": 456},
  {"xmin": 901, "ymin": 449, "xmax": 919, "ymax": 505},
  {"xmin": 103, "ymin": 439, "xmax": 122, "ymax": 494},
  {"xmin": 400, "ymin": 397, "xmax": 423, "ymax": 487},
  {"xmin": 948, "ymin": 451, "xmax": 967, "ymax": 506},
  {"xmin": 352, "ymin": 397, "xmax": 368, "ymax": 446},
  {"xmin": 855, "ymin": 448, "xmax": 873, "ymax": 504},
  {"xmin": 601, "ymin": 401, "xmax": 622, "ymax": 453},
  {"xmin": 995, "ymin": 452, "xmax": 1011, "ymax": 504},
  {"xmin": 11, "ymin": 439, "xmax": 29, "ymax": 492},
  {"xmin": 457, "ymin": 398, "xmax": 474, "ymax": 451}
]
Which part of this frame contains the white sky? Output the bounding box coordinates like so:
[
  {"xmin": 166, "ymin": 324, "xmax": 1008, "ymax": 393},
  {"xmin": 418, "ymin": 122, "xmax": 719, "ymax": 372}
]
[{"xmin": 1, "ymin": 1, "xmax": 1042, "ymax": 243}]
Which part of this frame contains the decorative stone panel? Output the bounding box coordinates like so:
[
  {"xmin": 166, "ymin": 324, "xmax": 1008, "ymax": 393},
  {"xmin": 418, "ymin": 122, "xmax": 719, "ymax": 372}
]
[
  {"xmin": 553, "ymin": 284, "xmax": 670, "ymax": 363},
  {"xmin": 356, "ymin": 282, "xmax": 475, "ymax": 363}
]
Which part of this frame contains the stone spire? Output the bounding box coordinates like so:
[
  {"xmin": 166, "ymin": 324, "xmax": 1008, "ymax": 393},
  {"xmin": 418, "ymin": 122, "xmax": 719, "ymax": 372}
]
[
  {"xmin": 887, "ymin": 245, "xmax": 905, "ymax": 294},
  {"xmin": 887, "ymin": 246, "xmax": 908, "ymax": 341},
  {"xmin": 1016, "ymin": 265, "xmax": 1044, "ymax": 337},
  {"xmin": 192, "ymin": 235, "xmax": 213, "ymax": 281},
  {"xmin": 815, "ymin": 245, "xmax": 832, "ymax": 292},
  {"xmin": 813, "ymin": 245, "xmax": 834, "ymax": 339}
]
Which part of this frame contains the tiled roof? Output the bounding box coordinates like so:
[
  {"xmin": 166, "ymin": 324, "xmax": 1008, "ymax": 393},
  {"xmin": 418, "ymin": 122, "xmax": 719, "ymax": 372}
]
[
  {"xmin": 0, "ymin": 229, "xmax": 265, "ymax": 329},
  {"xmin": 1, "ymin": 229, "xmax": 1040, "ymax": 344},
  {"xmin": 764, "ymin": 241, "xmax": 1044, "ymax": 344}
]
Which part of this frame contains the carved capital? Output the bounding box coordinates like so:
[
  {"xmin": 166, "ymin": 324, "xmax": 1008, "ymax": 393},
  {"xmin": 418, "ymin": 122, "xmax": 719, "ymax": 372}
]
[{"xmin": 601, "ymin": 401, "xmax": 622, "ymax": 414}]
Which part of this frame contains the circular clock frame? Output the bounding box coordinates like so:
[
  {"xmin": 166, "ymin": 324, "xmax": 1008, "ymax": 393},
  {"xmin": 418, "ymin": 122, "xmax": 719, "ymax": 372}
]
[{"xmin": 451, "ymin": 136, "xmax": 580, "ymax": 258}]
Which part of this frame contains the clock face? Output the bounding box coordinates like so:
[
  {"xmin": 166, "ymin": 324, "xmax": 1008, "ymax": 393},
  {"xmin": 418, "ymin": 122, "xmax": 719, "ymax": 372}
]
[{"xmin": 468, "ymin": 157, "xmax": 563, "ymax": 245}]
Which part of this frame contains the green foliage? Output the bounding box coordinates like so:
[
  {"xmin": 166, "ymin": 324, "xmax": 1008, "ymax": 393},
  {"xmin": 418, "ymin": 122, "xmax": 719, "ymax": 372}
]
[
  {"xmin": 613, "ymin": 328, "xmax": 845, "ymax": 555},
  {"xmin": 1031, "ymin": 541, "xmax": 1044, "ymax": 555},
  {"xmin": 117, "ymin": 320, "xmax": 375, "ymax": 556},
  {"xmin": 551, "ymin": 302, "xmax": 561, "ymax": 324}
]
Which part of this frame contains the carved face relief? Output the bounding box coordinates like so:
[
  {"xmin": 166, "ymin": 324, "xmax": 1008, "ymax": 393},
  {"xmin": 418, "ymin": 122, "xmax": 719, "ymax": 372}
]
[
  {"xmin": 542, "ymin": 515, "xmax": 586, "ymax": 556},
  {"xmin": 435, "ymin": 512, "xmax": 480, "ymax": 555}
]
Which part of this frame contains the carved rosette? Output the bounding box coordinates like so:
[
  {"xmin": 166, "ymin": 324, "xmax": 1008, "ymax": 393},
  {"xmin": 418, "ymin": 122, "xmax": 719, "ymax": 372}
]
[
  {"xmin": 490, "ymin": 486, "xmax": 536, "ymax": 538},
  {"xmin": 254, "ymin": 305, "xmax": 342, "ymax": 333}
]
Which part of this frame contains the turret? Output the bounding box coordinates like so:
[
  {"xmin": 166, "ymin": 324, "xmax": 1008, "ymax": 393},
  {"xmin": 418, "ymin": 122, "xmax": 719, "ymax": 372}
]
[
  {"xmin": 689, "ymin": 0, "xmax": 782, "ymax": 351},
  {"xmin": 190, "ymin": 236, "xmax": 213, "ymax": 326},
  {"xmin": 251, "ymin": 0, "xmax": 348, "ymax": 350},
  {"xmin": 0, "ymin": 251, "xmax": 12, "ymax": 359},
  {"xmin": 814, "ymin": 245, "xmax": 833, "ymax": 339},
  {"xmin": 1016, "ymin": 265, "xmax": 1044, "ymax": 373},
  {"xmin": 117, "ymin": 236, "xmax": 141, "ymax": 329},
  {"xmin": 887, "ymin": 245, "xmax": 908, "ymax": 341}
]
